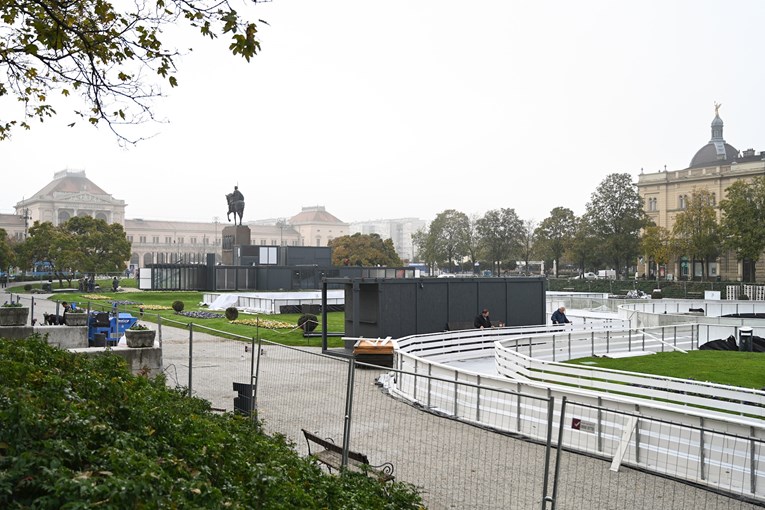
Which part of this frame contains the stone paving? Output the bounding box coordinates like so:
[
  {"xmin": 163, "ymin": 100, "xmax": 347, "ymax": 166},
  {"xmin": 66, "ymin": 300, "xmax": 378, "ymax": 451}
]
[{"xmin": 5, "ymin": 291, "xmax": 762, "ymax": 510}]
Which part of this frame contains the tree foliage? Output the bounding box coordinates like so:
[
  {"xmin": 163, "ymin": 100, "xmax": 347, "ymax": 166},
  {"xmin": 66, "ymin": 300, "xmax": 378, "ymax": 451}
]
[
  {"xmin": 16, "ymin": 217, "xmax": 131, "ymax": 283},
  {"xmin": 329, "ymin": 233, "xmax": 402, "ymax": 267},
  {"xmin": 534, "ymin": 207, "xmax": 575, "ymax": 277},
  {"xmin": 719, "ymin": 177, "xmax": 765, "ymax": 281},
  {"xmin": 640, "ymin": 225, "xmax": 672, "ymax": 280},
  {"xmin": 0, "ymin": 229, "xmax": 15, "ymax": 272},
  {"xmin": 585, "ymin": 173, "xmax": 647, "ymax": 277},
  {"xmin": 0, "ymin": 0, "xmax": 262, "ymax": 142},
  {"xmin": 672, "ymin": 189, "xmax": 720, "ymax": 280},
  {"xmin": 476, "ymin": 208, "xmax": 523, "ymax": 275},
  {"xmin": 518, "ymin": 219, "xmax": 536, "ymax": 275},
  {"xmin": 424, "ymin": 209, "xmax": 469, "ymax": 272},
  {"xmin": 568, "ymin": 215, "xmax": 600, "ymax": 274},
  {"xmin": 60, "ymin": 216, "xmax": 132, "ymax": 275}
]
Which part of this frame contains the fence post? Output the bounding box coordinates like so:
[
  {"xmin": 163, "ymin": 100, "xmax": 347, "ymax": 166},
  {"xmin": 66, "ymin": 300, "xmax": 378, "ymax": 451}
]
[
  {"xmin": 158, "ymin": 314, "xmax": 163, "ymax": 346},
  {"xmin": 751, "ymin": 426, "xmax": 757, "ymax": 495},
  {"xmin": 187, "ymin": 322, "xmax": 193, "ymax": 397},
  {"xmin": 341, "ymin": 358, "xmax": 357, "ymax": 469},
  {"xmin": 699, "ymin": 417, "xmax": 706, "ymax": 481},
  {"xmin": 30, "ymin": 296, "xmax": 35, "ymax": 324},
  {"xmin": 540, "ymin": 396, "xmax": 557, "ymax": 510},
  {"xmin": 475, "ymin": 375, "xmax": 482, "ymax": 423},
  {"xmin": 426, "ymin": 363, "xmax": 432, "ymax": 408},
  {"xmin": 550, "ymin": 396, "xmax": 567, "ymax": 510},
  {"xmin": 453, "ymin": 371, "xmax": 459, "ymax": 417},
  {"xmin": 251, "ymin": 334, "xmax": 263, "ymax": 424},
  {"xmin": 597, "ymin": 396, "xmax": 603, "ymax": 452}
]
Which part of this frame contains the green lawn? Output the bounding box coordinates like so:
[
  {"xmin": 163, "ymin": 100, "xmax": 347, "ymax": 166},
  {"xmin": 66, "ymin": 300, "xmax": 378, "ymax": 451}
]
[
  {"xmin": 10, "ymin": 283, "xmax": 346, "ymax": 348},
  {"xmin": 567, "ymin": 350, "xmax": 765, "ymax": 389}
]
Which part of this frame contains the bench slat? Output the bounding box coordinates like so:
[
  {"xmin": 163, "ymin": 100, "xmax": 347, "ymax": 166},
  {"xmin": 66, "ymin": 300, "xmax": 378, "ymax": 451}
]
[{"xmin": 302, "ymin": 429, "xmax": 393, "ymax": 481}]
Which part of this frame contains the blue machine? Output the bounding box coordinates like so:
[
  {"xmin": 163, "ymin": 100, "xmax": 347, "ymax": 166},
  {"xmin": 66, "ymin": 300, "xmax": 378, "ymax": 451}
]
[{"xmin": 87, "ymin": 311, "xmax": 138, "ymax": 346}]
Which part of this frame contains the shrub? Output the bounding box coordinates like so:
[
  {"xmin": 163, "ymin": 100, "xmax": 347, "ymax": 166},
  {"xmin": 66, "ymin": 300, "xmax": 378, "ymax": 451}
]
[
  {"xmin": 651, "ymin": 289, "xmax": 663, "ymax": 300},
  {"xmin": 23, "ymin": 284, "xmax": 32, "ymax": 291},
  {"xmin": 225, "ymin": 307, "xmax": 239, "ymax": 321},
  {"xmin": 129, "ymin": 323, "xmax": 149, "ymax": 330},
  {"xmin": 0, "ymin": 337, "xmax": 423, "ymax": 508},
  {"xmin": 1, "ymin": 301, "xmax": 23, "ymax": 308},
  {"xmin": 298, "ymin": 313, "xmax": 318, "ymax": 333},
  {"xmin": 740, "ymin": 294, "xmax": 750, "ymax": 301},
  {"xmin": 171, "ymin": 300, "xmax": 184, "ymax": 312}
]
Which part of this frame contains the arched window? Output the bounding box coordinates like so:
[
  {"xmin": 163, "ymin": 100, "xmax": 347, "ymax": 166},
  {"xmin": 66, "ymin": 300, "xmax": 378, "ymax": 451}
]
[
  {"xmin": 678, "ymin": 195, "xmax": 686, "ymax": 209},
  {"xmin": 58, "ymin": 210, "xmax": 71, "ymax": 224}
]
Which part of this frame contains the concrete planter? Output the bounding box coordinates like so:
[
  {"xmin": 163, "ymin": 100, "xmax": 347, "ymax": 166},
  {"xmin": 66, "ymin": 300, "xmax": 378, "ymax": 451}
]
[
  {"xmin": 0, "ymin": 307, "xmax": 29, "ymax": 326},
  {"xmin": 124, "ymin": 329, "xmax": 156, "ymax": 348},
  {"xmin": 65, "ymin": 312, "xmax": 88, "ymax": 326}
]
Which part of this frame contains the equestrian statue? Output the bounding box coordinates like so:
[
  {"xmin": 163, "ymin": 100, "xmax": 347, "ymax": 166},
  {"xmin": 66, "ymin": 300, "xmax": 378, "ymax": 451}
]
[{"xmin": 226, "ymin": 186, "xmax": 245, "ymax": 226}]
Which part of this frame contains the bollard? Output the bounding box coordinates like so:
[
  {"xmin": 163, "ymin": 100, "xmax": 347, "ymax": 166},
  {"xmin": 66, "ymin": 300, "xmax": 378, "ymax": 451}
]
[{"xmin": 738, "ymin": 326, "xmax": 753, "ymax": 352}]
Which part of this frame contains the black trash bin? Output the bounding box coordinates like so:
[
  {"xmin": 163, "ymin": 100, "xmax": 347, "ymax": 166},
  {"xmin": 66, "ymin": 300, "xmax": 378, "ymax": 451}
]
[{"xmin": 739, "ymin": 326, "xmax": 753, "ymax": 352}]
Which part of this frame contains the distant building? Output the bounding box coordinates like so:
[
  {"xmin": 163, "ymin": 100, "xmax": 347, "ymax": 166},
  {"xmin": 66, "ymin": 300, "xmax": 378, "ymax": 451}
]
[
  {"xmin": 349, "ymin": 218, "xmax": 426, "ymax": 262},
  {"xmin": 636, "ymin": 107, "xmax": 765, "ymax": 281},
  {"xmin": 1, "ymin": 171, "xmax": 350, "ymax": 272},
  {"xmin": 288, "ymin": 206, "xmax": 349, "ymax": 248}
]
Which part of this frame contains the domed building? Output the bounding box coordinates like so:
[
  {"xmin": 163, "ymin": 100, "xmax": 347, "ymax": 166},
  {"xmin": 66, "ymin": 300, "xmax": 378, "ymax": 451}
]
[
  {"xmin": 637, "ymin": 106, "xmax": 765, "ymax": 281},
  {"xmin": 2, "ymin": 170, "xmax": 348, "ymax": 274}
]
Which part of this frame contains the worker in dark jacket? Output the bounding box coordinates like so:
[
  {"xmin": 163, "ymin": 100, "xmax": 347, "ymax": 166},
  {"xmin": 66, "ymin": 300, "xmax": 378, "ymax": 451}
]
[
  {"xmin": 474, "ymin": 309, "xmax": 492, "ymax": 329},
  {"xmin": 551, "ymin": 306, "xmax": 572, "ymax": 324}
]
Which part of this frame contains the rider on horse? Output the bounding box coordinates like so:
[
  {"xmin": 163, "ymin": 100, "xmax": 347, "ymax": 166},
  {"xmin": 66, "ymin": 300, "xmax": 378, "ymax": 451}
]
[{"xmin": 226, "ymin": 186, "xmax": 245, "ymax": 225}]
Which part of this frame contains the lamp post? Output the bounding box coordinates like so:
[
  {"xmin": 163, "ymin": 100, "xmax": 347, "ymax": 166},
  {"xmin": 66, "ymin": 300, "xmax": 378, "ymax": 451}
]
[
  {"xmin": 276, "ymin": 218, "xmax": 287, "ymax": 246},
  {"xmin": 213, "ymin": 216, "xmax": 220, "ymax": 263}
]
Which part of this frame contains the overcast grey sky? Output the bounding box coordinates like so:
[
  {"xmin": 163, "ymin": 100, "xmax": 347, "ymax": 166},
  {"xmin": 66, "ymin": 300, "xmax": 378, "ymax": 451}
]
[{"xmin": 2, "ymin": 0, "xmax": 764, "ymax": 225}]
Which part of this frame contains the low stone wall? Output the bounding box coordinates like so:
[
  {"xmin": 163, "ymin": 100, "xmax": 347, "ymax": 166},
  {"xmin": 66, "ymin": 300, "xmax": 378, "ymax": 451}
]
[
  {"xmin": 0, "ymin": 325, "xmax": 88, "ymax": 349},
  {"xmin": 71, "ymin": 346, "xmax": 163, "ymax": 378},
  {"xmin": 1, "ymin": 326, "xmax": 162, "ymax": 378}
]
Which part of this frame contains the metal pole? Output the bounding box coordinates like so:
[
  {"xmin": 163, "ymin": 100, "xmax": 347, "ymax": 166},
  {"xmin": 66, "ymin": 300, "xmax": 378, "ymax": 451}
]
[
  {"xmin": 341, "ymin": 358, "xmax": 357, "ymax": 469},
  {"xmin": 540, "ymin": 396, "xmax": 556, "ymax": 510},
  {"xmin": 30, "ymin": 296, "xmax": 35, "ymax": 325},
  {"xmin": 253, "ymin": 334, "xmax": 263, "ymax": 424},
  {"xmin": 187, "ymin": 322, "xmax": 193, "ymax": 397},
  {"xmin": 550, "ymin": 396, "xmax": 567, "ymax": 510},
  {"xmin": 249, "ymin": 334, "xmax": 257, "ymax": 422}
]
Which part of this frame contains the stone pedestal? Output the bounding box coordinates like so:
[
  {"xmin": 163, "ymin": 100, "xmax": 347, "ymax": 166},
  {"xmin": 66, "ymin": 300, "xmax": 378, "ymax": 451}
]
[{"xmin": 222, "ymin": 225, "xmax": 251, "ymax": 265}]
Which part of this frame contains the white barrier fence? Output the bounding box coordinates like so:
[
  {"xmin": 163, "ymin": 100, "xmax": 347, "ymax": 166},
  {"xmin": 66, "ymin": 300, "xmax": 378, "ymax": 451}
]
[{"xmin": 390, "ymin": 323, "xmax": 765, "ymax": 502}]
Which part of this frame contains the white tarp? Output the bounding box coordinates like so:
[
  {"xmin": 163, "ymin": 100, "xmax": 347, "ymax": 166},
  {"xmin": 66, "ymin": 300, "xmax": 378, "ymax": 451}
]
[{"xmin": 206, "ymin": 294, "xmax": 240, "ymax": 311}]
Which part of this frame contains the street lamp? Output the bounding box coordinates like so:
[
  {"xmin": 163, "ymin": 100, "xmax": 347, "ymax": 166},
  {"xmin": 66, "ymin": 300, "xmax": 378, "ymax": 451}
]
[{"xmin": 276, "ymin": 218, "xmax": 287, "ymax": 246}]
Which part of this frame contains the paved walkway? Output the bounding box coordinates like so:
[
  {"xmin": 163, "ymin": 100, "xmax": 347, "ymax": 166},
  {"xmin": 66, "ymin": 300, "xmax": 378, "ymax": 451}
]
[{"xmin": 4, "ymin": 291, "xmax": 760, "ymax": 510}]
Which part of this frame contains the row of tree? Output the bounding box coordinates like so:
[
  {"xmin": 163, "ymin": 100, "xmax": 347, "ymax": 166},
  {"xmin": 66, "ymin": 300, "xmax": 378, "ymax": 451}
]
[
  {"xmin": 413, "ymin": 173, "xmax": 765, "ymax": 281},
  {"xmin": 0, "ymin": 217, "xmax": 131, "ymax": 285},
  {"xmin": 2, "ymin": 174, "xmax": 762, "ymax": 283}
]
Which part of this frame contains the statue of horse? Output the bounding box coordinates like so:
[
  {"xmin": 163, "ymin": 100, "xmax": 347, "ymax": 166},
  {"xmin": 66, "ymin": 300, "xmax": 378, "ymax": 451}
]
[{"xmin": 226, "ymin": 193, "xmax": 245, "ymax": 226}]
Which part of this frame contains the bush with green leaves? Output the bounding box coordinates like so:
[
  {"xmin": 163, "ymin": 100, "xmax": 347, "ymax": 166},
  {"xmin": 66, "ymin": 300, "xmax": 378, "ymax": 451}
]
[
  {"xmin": 225, "ymin": 306, "xmax": 239, "ymax": 321},
  {"xmin": 298, "ymin": 313, "xmax": 318, "ymax": 333},
  {"xmin": 171, "ymin": 300, "xmax": 184, "ymax": 312},
  {"xmin": 0, "ymin": 337, "xmax": 423, "ymax": 509},
  {"xmin": 23, "ymin": 284, "xmax": 32, "ymax": 291}
]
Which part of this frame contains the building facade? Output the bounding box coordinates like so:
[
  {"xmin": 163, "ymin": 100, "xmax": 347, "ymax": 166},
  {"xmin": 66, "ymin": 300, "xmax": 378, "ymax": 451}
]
[
  {"xmin": 636, "ymin": 108, "xmax": 765, "ymax": 281},
  {"xmin": 288, "ymin": 206, "xmax": 349, "ymax": 248},
  {"xmin": 3, "ymin": 171, "xmax": 353, "ymax": 272},
  {"xmin": 349, "ymin": 218, "xmax": 426, "ymax": 263}
]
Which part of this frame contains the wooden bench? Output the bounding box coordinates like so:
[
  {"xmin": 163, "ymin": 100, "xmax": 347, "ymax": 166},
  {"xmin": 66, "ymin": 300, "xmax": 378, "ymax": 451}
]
[{"xmin": 301, "ymin": 429, "xmax": 394, "ymax": 481}]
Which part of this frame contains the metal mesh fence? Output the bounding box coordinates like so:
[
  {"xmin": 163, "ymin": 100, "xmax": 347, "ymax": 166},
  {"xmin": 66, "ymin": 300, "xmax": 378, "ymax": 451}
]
[
  {"xmin": 553, "ymin": 399, "xmax": 763, "ymax": 510},
  {"xmin": 157, "ymin": 321, "xmax": 765, "ymax": 509}
]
